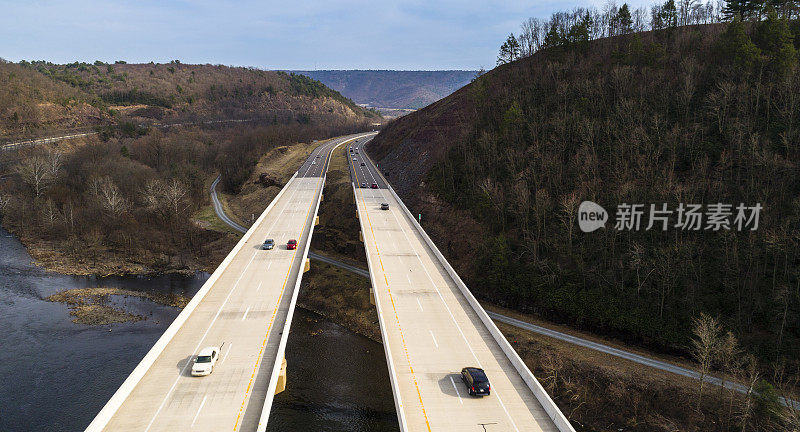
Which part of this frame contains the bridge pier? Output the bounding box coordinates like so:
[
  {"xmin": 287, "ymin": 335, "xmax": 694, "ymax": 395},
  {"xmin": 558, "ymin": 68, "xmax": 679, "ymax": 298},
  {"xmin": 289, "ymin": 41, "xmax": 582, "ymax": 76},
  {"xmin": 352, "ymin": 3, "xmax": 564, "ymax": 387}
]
[
  {"xmin": 275, "ymin": 357, "xmax": 287, "ymax": 394},
  {"xmin": 359, "ymin": 231, "xmax": 363, "ymax": 242},
  {"xmin": 304, "ymin": 258, "xmax": 310, "ymax": 273},
  {"xmin": 369, "ymin": 286, "xmax": 375, "ymax": 305},
  {"xmin": 314, "ymin": 215, "xmax": 319, "ymax": 226}
]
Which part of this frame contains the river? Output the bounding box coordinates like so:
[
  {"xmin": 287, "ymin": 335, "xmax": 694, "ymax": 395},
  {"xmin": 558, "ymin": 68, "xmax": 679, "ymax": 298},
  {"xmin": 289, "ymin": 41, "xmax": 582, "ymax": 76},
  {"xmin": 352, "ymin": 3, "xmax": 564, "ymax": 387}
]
[{"xmin": 0, "ymin": 227, "xmax": 398, "ymax": 431}]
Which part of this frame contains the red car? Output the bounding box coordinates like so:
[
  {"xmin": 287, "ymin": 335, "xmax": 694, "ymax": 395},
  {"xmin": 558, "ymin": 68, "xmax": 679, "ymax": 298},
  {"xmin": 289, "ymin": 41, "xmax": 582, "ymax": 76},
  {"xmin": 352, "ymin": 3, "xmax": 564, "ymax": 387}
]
[
  {"xmin": 287, "ymin": 239, "xmax": 298, "ymax": 250},
  {"xmin": 371, "ymin": 183, "xmax": 378, "ymax": 189}
]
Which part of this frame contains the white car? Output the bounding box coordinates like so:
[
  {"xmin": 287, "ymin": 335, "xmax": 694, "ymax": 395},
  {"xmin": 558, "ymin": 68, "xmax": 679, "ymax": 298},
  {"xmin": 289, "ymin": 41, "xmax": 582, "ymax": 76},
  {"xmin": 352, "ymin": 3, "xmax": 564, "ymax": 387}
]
[
  {"xmin": 311, "ymin": 160, "xmax": 316, "ymax": 164},
  {"xmin": 191, "ymin": 346, "xmax": 219, "ymax": 376}
]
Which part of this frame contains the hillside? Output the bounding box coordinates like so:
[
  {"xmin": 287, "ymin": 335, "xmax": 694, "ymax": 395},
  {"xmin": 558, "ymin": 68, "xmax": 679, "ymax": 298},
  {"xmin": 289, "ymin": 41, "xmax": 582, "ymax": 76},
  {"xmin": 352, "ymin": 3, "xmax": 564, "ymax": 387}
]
[
  {"xmin": 0, "ymin": 60, "xmax": 376, "ymax": 275},
  {"xmin": 1, "ymin": 60, "xmax": 378, "ymax": 140},
  {"xmin": 294, "ymin": 70, "xmax": 477, "ymax": 109},
  {"xmin": 369, "ymin": 18, "xmax": 800, "ymax": 374}
]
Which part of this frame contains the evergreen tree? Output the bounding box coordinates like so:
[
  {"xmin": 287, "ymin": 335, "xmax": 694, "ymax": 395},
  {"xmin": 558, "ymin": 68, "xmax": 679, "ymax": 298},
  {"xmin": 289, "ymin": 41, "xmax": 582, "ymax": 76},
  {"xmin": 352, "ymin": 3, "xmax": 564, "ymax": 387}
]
[
  {"xmin": 618, "ymin": 4, "xmax": 634, "ymax": 34},
  {"xmin": 716, "ymin": 17, "xmax": 761, "ymax": 70},
  {"xmin": 723, "ymin": 0, "xmax": 760, "ymax": 20},
  {"xmin": 661, "ymin": 0, "xmax": 679, "ymax": 27},
  {"xmin": 754, "ymin": 9, "xmax": 797, "ymax": 74},
  {"xmin": 542, "ymin": 23, "xmax": 564, "ymax": 50},
  {"xmin": 497, "ymin": 33, "xmax": 521, "ymax": 65},
  {"xmin": 567, "ymin": 13, "xmax": 593, "ymax": 52}
]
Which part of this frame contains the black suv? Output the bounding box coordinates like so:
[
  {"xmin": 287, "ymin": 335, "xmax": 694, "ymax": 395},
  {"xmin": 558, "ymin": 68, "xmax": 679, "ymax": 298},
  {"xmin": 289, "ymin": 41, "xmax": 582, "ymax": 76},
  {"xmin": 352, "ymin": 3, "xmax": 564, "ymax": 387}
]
[{"xmin": 461, "ymin": 367, "xmax": 490, "ymax": 396}]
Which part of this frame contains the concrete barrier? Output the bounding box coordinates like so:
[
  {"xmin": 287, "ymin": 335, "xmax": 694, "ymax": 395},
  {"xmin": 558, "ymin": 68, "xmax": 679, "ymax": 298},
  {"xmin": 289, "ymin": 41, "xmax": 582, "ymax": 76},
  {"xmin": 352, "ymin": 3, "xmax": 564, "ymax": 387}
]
[
  {"xmin": 255, "ymin": 135, "xmax": 361, "ymax": 432},
  {"xmin": 85, "ymin": 172, "xmax": 299, "ymax": 432}
]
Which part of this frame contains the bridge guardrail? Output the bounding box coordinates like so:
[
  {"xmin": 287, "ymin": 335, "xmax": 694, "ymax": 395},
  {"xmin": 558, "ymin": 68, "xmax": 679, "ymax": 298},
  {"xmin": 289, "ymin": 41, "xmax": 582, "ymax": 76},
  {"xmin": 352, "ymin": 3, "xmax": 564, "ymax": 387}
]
[
  {"xmin": 85, "ymin": 172, "xmax": 298, "ymax": 432},
  {"xmin": 365, "ymin": 149, "xmax": 576, "ymax": 432}
]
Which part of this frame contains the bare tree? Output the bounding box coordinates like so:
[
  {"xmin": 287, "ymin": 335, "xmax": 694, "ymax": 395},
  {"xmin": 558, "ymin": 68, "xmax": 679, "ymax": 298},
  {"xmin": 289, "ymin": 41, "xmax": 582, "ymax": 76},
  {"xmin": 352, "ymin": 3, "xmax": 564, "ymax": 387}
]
[
  {"xmin": 691, "ymin": 312, "xmax": 722, "ymax": 407},
  {"xmin": 43, "ymin": 198, "xmax": 58, "ymax": 228},
  {"xmin": 46, "ymin": 149, "xmax": 63, "ymax": 177},
  {"xmin": 739, "ymin": 355, "xmax": 760, "ymax": 431},
  {"xmin": 0, "ymin": 194, "xmax": 9, "ymax": 214},
  {"xmin": 559, "ymin": 192, "xmax": 579, "ymax": 253},
  {"xmin": 97, "ymin": 177, "xmax": 127, "ymax": 219},
  {"xmin": 15, "ymin": 156, "xmax": 53, "ymax": 199},
  {"xmin": 163, "ymin": 179, "xmax": 188, "ymax": 219}
]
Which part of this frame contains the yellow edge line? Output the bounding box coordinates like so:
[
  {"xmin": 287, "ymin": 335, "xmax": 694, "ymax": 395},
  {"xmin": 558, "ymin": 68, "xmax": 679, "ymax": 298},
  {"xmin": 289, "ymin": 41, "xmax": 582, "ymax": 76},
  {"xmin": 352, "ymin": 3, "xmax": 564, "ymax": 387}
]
[
  {"xmin": 232, "ymin": 137, "xmax": 353, "ymax": 431},
  {"xmin": 352, "ymin": 151, "xmax": 432, "ymax": 431}
]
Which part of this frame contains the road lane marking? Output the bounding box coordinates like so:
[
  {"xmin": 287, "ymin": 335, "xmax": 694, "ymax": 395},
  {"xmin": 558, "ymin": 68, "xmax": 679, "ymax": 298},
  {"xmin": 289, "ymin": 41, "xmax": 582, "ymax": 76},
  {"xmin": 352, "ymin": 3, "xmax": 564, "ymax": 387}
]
[
  {"xmin": 256, "ymin": 281, "xmax": 263, "ymax": 292},
  {"xmin": 429, "ymin": 330, "xmax": 438, "ymax": 348},
  {"xmin": 242, "ymin": 306, "xmax": 251, "ymax": 321},
  {"xmin": 449, "ymin": 376, "xmax": 463, "ymax": 404},
  {"xmin": 143, "ymin": 166, "xmax": 310, "ymax": 432},
  {"xmin": 379, "ymin": 189, "xmax": 522, "ymax": 432},
  {"xmin": 417, "ymin": 298, "xmax": 423, "ymax": 312},
  {"xmin": 232, "ymin": 136, "xmax": 354, "ymax": 431},
  {"xmin": 362, "ymin": 156, "xmax": 525, "ymax": 431},
  {"xmin": 353, "ymin": 164, "xmax": 431, "ymax": 431},
  {"xmin": 144, "ymin": 250, "xmax": 260, "ymax": 432},
  {"xmin": 222, "ymin": 344, "xmax": 233, "ymax": 363},
  {"xmin": 191, "ymin": 396, "xmax": 208, "ymax": 426}
]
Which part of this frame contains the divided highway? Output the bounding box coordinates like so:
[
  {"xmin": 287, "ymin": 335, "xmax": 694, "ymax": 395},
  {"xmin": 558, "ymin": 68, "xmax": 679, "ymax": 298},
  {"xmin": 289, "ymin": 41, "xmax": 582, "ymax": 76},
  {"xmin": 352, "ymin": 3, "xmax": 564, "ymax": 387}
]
[
  {"xmin": 347, "ymin": 138, "xmax": 573, "ymax": 432},
  {"xmin": 86, "ymin": 133, "xmax": 372, "ymax": 432}
]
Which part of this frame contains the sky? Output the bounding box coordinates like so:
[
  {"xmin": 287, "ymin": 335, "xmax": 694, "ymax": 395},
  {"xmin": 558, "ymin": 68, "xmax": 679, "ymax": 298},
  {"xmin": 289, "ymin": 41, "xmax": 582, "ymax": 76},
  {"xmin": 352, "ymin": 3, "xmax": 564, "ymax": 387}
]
[{"xmin": 0, "ymin": 0, "xmax": 653, "ymax": 70}]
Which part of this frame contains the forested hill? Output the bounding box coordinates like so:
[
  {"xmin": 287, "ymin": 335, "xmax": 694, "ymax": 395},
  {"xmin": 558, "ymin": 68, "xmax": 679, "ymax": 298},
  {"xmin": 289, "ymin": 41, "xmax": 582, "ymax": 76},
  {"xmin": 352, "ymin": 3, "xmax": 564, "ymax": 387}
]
[
  {"xmin": 293, "ymin": 70, "xmax": 478, "ymax": 109},
  {"xmin": 1, "ymin": 60, "xmax": 377, "ymax": 140},
  {"xmin": 369, "ymin": 17, "xmax": 800, "ymax": 367}
]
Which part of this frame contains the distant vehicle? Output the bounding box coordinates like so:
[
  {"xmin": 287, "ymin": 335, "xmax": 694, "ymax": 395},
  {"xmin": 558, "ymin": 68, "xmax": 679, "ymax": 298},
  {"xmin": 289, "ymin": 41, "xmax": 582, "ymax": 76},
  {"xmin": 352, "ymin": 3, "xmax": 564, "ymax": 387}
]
[
  {"xmin": 361, "ymin": 183, "xmax": 366, "ymax": 188},
  {"xmin": 350, "ymin": 149, "xmax": 353, "ymax": 152},
  {"xmin": 262, "ymin": 239, "xmax": 275, "ymax": 250},
  {"xmin": 381, "ymin": 203, "xmax": 390, "ymax": 210},
  {"xmin": 461, "ymin": 367, "xmax": 490, "ymax": 396},
  {"xmin": 371, "ymin": 183, "xmax": 378, "ymax": 189},
  {"xmin": 355, "ymin": 151, "xmax": 359, "ymax": 154},
  {"xmin": 316, "ymin": 155, "xmax": 320, "ymax": 158},
  {"xmin": 287, "ymin": 239, "xmax": 298, "ymax": 250},
  {"xmin": 311, "ymin": 160, "xmax": 316, "ymax": 165},
  {"xmin": 353, "ymin": 158, "xmax": 357, "ymax": 161},
  {"xmin": 360, "ymin": 162, "xmax": 365, "ymax": 166},
  {"xmin": 191, "ymin": 346, "xmax": 220, "ymax": 376}
]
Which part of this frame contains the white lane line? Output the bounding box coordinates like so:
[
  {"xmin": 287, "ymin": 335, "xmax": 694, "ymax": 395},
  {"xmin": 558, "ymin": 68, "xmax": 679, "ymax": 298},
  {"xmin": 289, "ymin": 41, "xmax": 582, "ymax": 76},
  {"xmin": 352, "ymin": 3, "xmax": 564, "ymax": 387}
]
[
  {"xmin": 256, "ymin": 281, "xmax": 263, "ymax": 292},
  {"xmin": 143, "ymin": 251, "xmax": 258, "ymax": 432},
  {"xmin": 449, "ymin": 376, "xmax": 464, "ymax": 404},
  {"xmin": 429, "ymin": 330, "xmax": 439, "ymax": 348},
  {"xmin": 191, "ymin": 395, "xmax": 207, "ymax": 427},
  {"xmin": 416, "ymin": 298, "xmax": 423, "ymax": 312},
  {"xmin": 242, "ymin": 305, "xmax": 251, "ymax": 321},
  {"xmin": 144, "ymin": 173, "xmax": 308, "ymax": 431},
  {"xmin": 380, "ymin": 189, "xmax": 521, "ymax": 432},
  {"xmin": 222, "ymin": 343, "xmax": 233, "ymax": 363}
]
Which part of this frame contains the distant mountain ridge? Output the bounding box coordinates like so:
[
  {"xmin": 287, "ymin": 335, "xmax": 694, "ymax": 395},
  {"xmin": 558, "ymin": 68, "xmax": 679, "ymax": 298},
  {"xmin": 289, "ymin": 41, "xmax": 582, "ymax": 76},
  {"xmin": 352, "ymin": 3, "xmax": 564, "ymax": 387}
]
[{"xmin": 293, "ymin": 70, "xmax": 478, "ymax": 109}]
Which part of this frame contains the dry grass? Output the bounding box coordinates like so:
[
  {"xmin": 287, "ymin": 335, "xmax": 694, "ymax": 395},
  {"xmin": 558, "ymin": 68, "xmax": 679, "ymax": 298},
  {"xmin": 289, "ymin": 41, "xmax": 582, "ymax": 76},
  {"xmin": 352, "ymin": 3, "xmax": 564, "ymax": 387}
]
[
  {"xmin": 46, "ymin": 287, "xmax": 190, "ymax": 325},
  {"xmin": 225, "ymin": 140, "xmax": 321, "ymax": 225}
]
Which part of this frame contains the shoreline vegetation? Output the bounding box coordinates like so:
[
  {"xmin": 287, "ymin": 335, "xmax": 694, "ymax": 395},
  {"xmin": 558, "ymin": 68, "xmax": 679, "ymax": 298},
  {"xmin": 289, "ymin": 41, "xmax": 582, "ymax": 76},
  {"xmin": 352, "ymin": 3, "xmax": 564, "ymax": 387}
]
[{"xmin": 45, "ymin": 287, "xmax": 191, "ymax": 325}]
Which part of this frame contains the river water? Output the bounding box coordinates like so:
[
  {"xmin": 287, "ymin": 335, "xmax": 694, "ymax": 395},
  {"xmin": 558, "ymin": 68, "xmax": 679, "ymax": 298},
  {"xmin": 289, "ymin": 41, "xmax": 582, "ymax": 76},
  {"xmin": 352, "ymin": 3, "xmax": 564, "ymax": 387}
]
[{"xmin": 0, "ymin": 227, "xmax": 398, "ymax": 431}]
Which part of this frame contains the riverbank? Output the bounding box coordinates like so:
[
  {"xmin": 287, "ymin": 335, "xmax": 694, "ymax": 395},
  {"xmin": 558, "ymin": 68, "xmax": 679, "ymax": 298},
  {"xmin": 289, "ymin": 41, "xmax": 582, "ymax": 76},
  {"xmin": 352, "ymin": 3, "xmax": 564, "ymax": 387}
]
[{"xmin": 46, "ymin": 287, "xmax": 191, "ymax": 325}]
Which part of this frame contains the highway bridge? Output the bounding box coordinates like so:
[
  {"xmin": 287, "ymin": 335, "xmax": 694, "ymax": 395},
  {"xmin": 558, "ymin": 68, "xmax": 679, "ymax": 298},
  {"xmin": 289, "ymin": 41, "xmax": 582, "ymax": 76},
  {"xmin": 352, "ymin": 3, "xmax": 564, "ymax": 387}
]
[
  {"xmin": 348, "ymin": 137, "xmax": 573, "ymax": 431},
  {"xmin": 87, "ymin": 132, "xmax": 574, "ymax": 432},
  {"xmin": 85, "ymin": 133, "xmax": 370, "ymax": 432}
]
